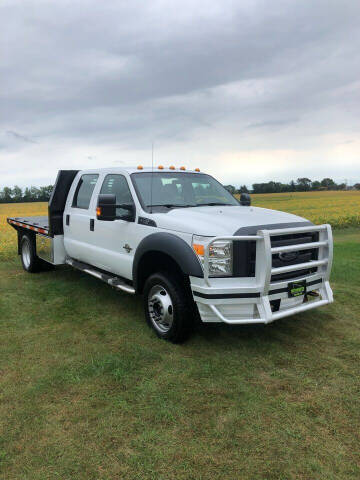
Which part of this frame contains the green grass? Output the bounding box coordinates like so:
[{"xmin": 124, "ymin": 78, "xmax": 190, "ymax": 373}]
[{"xmin": 0, "ymin": 230, "xmax": 359, "ymax": 479}]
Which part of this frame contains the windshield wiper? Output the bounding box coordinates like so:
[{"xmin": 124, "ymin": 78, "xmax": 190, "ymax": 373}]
[
  {"xmin": 146, "ymin": 204, "xmax": 193, "ymax": 209},
  {"xmin": 195, "ymin": 202, "xmax": 234, "ymax": 207}
]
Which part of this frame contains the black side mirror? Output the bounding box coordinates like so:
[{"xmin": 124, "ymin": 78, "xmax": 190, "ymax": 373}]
[
  {"xmin": 97, "ymin": 194, "xmax": 116, "ymax": 221},
  {"xmin": 97, "ymin": 194, "xmax": 136, "ymax": 222},
  {"xmin": 118, "ymin": 204, "xmax": 135, "ymax": 222},
  {"xmin": 240, "ymin": 193, "xmax": 251, "ymax": 206}
]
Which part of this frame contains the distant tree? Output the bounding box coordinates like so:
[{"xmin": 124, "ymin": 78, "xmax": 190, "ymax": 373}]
[
  {"xmin": 321, "ymin": 178, "xmax": 336, "ymax": 189},
  {"xmin": 289, "ymin": 180, "xmax": 296, "ymax": 192},
  {"xmin": 23, "ymin": 187, "xmax": 32, "ymax": 202},
  {"xmin": 297, "ymin": 178, "xmax": 312, "ymax": 191},
  {"xmin": 12, "ymin": 185, "xmax": 23, "ymax": 202},
  {"xmin": 238, "ymin": 185, "xmax": 249, "ymax": 194},
  {"xmin": 224, "ymin": 185, "xmax": 236, "ymax": 194},
  {"xmin": 30, "ymin": 186, "xmax": 40, "ymax": 200},
  {"xmin": 39, "ymin": 185, "xmax": 53, "ymax": 201},
  {"xmin": 2, "ymin": 187, "xmax": 12, "ymax": 202}
]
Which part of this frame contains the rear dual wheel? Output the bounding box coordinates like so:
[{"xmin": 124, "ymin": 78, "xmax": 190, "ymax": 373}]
[{"xmin": 20, "ymin": 234, "xmax": 48, "ymax": 273}]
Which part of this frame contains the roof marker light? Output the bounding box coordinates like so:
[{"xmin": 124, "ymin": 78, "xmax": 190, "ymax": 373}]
[
  {"xmin": 180, "ymin": 166, "xmax": 186, "ymax": 170},
  {"xmin": 137, "ymin": 165, "xmax": 143, "ymax": 170}
]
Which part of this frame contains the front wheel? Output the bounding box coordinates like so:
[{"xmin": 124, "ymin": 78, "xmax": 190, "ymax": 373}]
[{"xmin": 143, "ymin": 272, "xmax": 194, "ymax": 343}]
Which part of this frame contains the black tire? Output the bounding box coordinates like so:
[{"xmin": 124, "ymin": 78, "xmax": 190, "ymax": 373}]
[
  {"xmin": 143, "ymin": 272, "xmax": 194, "ymax": 343},
  {"xmin": 20, "ymin": 234, "xmax": 43, "ymax": 273}
]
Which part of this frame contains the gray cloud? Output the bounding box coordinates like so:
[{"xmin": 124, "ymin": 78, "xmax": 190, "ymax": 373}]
[
  {"xmin": 0, "ymin": 0, "xmax": 359, "ymax": 186},
  {"xmin": 246, "ymin": 118, "xmax": 300, "ymax": 129},
  {"xmin": 6, "ymin": 130, "xmax": 38, "ymax": 143}
]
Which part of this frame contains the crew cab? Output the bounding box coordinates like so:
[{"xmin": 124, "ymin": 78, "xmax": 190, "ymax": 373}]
[{"xmin": 7, "ymin": 167, "xmax": 334, "ymax": 342}]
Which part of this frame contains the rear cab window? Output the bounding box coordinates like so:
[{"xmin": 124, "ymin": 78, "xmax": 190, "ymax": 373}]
[{"xmin": 72, "ymin": 174, "xmax": 99, "ymax": 209}]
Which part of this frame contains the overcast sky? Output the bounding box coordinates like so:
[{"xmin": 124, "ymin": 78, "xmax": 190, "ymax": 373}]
[{"xmin": 1, "ymin": 0, "xmax": 359, "ymax": 188}]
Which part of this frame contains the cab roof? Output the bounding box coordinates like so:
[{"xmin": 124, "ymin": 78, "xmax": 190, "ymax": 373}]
[{"xmin": 79, "ymin": 166, "xmax": 203, "ymax": 175}]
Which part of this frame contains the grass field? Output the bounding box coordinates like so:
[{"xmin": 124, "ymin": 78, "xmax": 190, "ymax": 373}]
[{"xmin": 0, "ymin": 196, "xmax": 359, "ymax": 479}]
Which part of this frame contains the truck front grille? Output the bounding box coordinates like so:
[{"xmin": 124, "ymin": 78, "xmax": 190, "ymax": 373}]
[{"xmin": 233, "ymin": 231, "xmax": 319, "ymax": 280}]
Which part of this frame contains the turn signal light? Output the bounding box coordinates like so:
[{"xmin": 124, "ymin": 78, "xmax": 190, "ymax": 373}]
[
  {"xmin": 180, "ymin": 166, "xmax": 186, "ymax": 170},
  {"xmin": 137, "ymin": 165, "xmax": 143, "ymax": 170},
  {"xmin": 192, "ymin": 244, "xmax": 205, "ymax": 256}
]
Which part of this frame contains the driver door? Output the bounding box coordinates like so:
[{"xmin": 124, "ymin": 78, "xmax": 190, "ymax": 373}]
[{"xmin": 89, "ymin": 174, "xmax": 137, "ymax": 279}]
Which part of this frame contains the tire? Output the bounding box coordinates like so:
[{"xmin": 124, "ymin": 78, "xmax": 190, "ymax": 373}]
[
  {"xmin": 143, "ymin": 272, "xmax": 194, "ymax": 343},
  {"xmin": 20, "ymin": 234, "xmax": 43, "ymax": 273}
]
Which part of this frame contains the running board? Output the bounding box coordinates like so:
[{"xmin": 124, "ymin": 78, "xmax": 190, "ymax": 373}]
[{"xmin": 66, "ymin": 258, "xmax": 135, "ymax": 294}]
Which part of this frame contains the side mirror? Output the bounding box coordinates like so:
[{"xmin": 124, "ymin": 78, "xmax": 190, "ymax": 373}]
[
  {"xmin": 118, "ymin": 203, "xmax": 135, "ymax": 222},
  {"xmin": 97, "ymin": 194, "xmax": 116, "ymax": 221},
  {"xmin": 240, "ymin": 192, "xmax": 251, "ymax": 206},
  {"xmin": 96, "ymin": 194, "xmax": 136, "ymax": 222}
]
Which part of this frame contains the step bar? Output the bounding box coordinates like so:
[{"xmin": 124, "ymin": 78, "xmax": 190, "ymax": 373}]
[{"xmin": 66, "ymin": 258, "xmax": 135, "ymax": 294}]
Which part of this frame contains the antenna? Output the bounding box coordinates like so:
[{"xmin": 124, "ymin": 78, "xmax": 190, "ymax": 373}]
[{"xmin": 150, "ymin": 142, "xmax": 154, "ymax": 213}]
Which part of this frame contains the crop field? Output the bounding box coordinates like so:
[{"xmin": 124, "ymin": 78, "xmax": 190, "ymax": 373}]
[
  {"xmin": 0, "ymin": 202, "xmax": 48, "ymax": 260},
  {"xmin": 0, "ymin": 193, "xmax": 359, "ymax": 479},
  {"xmin": 236, "ymin": 190, "xmax": 360, "ymax": 229},
  {"xmin": 1, "ymin": 191, "xmax": 359, "ymax": 261}
]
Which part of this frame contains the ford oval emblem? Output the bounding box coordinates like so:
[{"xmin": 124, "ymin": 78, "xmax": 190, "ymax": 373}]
[{"xmin": 279, "ymin": 251, "xmax": 299, "ymax": 262}]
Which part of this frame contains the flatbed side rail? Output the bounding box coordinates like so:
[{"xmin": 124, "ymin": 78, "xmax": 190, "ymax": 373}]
[{"xmin": 7, "ymin": 218, "xmax": 49, "ymax": 236}]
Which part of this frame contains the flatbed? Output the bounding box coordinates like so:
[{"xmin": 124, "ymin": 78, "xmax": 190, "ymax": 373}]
[{"xmin": 7, "ymin": 216, "xmax": 50, "ymax": 235}]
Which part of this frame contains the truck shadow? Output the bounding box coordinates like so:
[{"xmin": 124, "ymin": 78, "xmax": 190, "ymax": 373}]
[{"xmin": 45, "ymin": 265, "xmax": 335, "ymax": 351}]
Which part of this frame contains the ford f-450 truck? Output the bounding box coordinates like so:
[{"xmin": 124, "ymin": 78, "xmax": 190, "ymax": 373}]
[{"xmin": 7, "ymin": 167, "xmax": 333, "ymax": 342}]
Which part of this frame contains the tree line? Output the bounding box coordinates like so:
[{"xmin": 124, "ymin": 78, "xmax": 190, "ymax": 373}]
[
  {"xmin": 1, "ymin": 177, "xmax": 359, "ymax": 203},
  {"xmin": 224, "ymin": 177, "xmax": 360, "ymax": 195},
  {"xmin": 0, "ymin": 185, "xmax": 54, "ymax": 203}
]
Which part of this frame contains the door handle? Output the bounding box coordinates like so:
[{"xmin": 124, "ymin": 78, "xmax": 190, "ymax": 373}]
[
  {"xmin": 90, "ymin": 219, "xmax": 95, "ymax": 231},
  {"xmin": 66, "ymin": 214, "xmax": 70, "ymax": 226}
]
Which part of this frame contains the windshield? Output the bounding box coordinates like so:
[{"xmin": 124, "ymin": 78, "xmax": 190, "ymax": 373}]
[{"xmin": 131, "ymin": 172, "xmax": 239, "ymax": 211}]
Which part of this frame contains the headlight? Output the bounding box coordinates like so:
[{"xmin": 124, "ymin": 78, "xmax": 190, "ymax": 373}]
[{"xmin": 192, "ymin": 235, "xmax": 233, "ymax": 277}]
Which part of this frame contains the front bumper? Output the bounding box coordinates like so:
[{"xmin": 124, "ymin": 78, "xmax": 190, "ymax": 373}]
[{"xmin": 190, "ymin": 224, "xmax": 333, "ymax": 324}]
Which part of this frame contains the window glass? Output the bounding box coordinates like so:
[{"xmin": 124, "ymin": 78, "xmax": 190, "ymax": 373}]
[
  {"xmin": 100, "ymin": 174, "xmax": 134, "ymax": 217},
  {"xmin": 72, "ymin": 174, "xmax": 98, "ymax": 209},
  {"xmin": 131, "ymin": 172, "xmax": 238, "ymax": 211}
]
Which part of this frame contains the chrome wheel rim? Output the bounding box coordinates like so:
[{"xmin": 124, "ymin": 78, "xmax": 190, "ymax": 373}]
[
  {"xmin": 148, "ymin": 284, "xmax": 174, "ymax": 333},
  {"xmin": 22, "ymin": 240, "xmax": 31, "ymax": 269}
]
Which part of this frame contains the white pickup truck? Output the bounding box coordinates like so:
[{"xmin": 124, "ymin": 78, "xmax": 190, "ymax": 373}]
[{"xmin": 8, "ymin": 166, "xmax": 333, "ymax": 342}]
